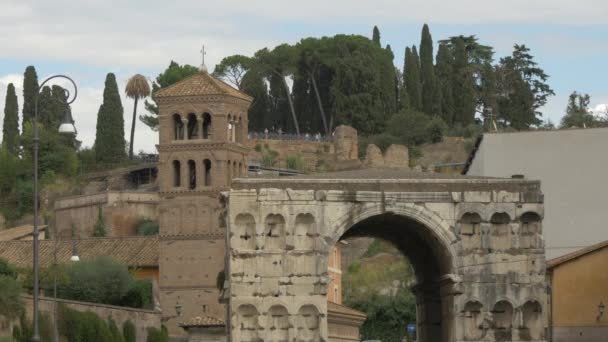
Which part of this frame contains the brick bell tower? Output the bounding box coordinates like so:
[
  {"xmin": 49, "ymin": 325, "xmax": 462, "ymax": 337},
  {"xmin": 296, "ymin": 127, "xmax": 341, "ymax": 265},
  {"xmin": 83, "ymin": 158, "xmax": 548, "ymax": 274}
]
[{"xmin": 155, "ymin": 65, "xmax": 252, "ymax": 335}]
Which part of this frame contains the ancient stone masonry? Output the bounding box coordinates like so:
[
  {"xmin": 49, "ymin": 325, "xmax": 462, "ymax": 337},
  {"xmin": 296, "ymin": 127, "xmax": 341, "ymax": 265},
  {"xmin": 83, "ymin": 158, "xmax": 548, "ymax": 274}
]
[{"xmin": 228, "ymin": 171, "xmax": 548, "ymax": 342}]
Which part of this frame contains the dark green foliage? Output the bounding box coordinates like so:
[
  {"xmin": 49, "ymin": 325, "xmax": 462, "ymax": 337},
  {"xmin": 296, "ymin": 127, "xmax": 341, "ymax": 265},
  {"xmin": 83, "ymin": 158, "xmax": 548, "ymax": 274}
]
[
  {"xmin": 448, "ymin": 123, "xmax": 483, "ymax": 139},
  {"xmin": 404, "ymin": 47, "xmax": 422, "ymax": 111},
  {"xmin": 20, "ymin": 121, "xmax": 79, "ymax": 177},
  {"xmin": 213, "ymin": 54, "xmax": 252, "ymax": 89},
  {"xmin": 94, "ymin": 73, "xmax": 126, "ymax": 164},
  {"xmin": 142, "ymin": 61, "xmax": 199, "ymax": 130},
  {"xmin": 21, "ymin": 66, "xmax": 39, "ymax": 132},
  {"xmin": 366, "ymin": 133, "xmax": 400, "ymax": 152},
  {"xmin": 241, "ymin": 68, "xmax": 270, "ymax": 132},
  {"xmin": 146, "ymin": 326, "xmax": 168, "ymax": 342},
  {"xmin": 13, "ymin": 312, "xmax": 52, "ymax": 342},
  {"xmin": 0, "ymin": 258, "xmax": 17, "ymax": 278},
  {"xmin": 560, "ymin": 91, "xmax": 603, "ymax": 128},
  {"xmin": 120, "ymin": 280, "xmax": 153, "ymax": 310},
  {"xmin": 452, "ymin": 37, "xmax": 476, "ymax": 126},
  {"xmin": 123, "ymin": 320, "xmax": 137, "ymax": 342},
  {"xmin": 59, "ymin": 305, "xmax": 114, "ymax": 342},
  {"xmin": 108, "ymin": 316, "xmax": 126, "ymax": 342},
  {"xmin": 285, "ymin": 154, "xmax": 306, "ymax": 171},
  {"xmin": 419, "ymin": 24, "xmax": 437, "ymax": 115},
  {"xmin": 136, "ymin": 218, "xmax": 159, "ymax": 236},
  {"xmin": 435, "ymin": 43, "xmax": 455, "ymax": 124},
  {"xmin": 57, "ymin": 256, "xmax": 133, "ymax": 306},
  {"xmin": 2, "ymin": 83, "xmax": 19, "ymax": 154},
  {"xmin": 0, "ymin": 275, "xmax": 24, "ymax": 319},
  {"xmin": 386, "ymin": 110, "xmax": 431, "ymax": 146},
  {"xmin": 426, "ymin": 117, "xmax": 448, "ymax": 143},
  {"xmin": 93, "ymin": 206, "xmax": 106, "ymax": 237},
  {"xmin": 372, "ymin": 26, "xmax": 381, "ymax": 47}
]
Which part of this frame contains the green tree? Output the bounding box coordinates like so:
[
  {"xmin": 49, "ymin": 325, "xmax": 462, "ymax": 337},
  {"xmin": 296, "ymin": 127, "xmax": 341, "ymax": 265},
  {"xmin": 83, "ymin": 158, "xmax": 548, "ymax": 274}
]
[
  {"xmin": 404, "ymin": 47, "xmax": 422, "ymax": 111},
  {"xmin": 21, "ymin": 66, "xmax": 39, "ymax": 132},
  {"xmin": 141, "ymin": 61, "xmax": 199, "ymax": 130},
  {"xmin": 94, "ymin": 73, "xmax": 126, "ymax": 164},
  {"xmin": 452, "ymin": 37, "xmax": 476, "ymax": 126},
  {"xmin": 213, "ymin": 54, "xmax": 253, "ymax": 90},
  {"xmin": 372, "ymin": 25, "xmax": 381, "ymax": 47},
  {"xmin": 20, "ymin": 121, "xmax": 79, "ymax": 177},
  {"xmin": 386, "ymin": 109, "xmax": 431, "ymax": 146},
  {"xmin": 2, "ymin": 83, "xmax": 19, "ymax": 154},
  {"xmin": 240, "ymin": 68, "xmax": 270, "ymax": 132},
  {"xmin": 419, "ymin": 24, "xmax": 437, "ymax": 115},
  {"xmin": 0, "ymin": 275, "xmax": 24, "ymax": 320},
  {"xmin": 125, "ymin": 74, "xmax": 151, "ymax": 160},
  {"xmin": 108, "ymin": 317, "xmax": 126, "ymax": 342},
  {"xmin": 560, "ymin": 91, "xmax": 598, "ymax": 128},
  {"xmin": 123, "ymin": 320, "xmax": 137, "ymax": 342},
  {"xmin": 435, "ymin": 43, "xmax": 455, "ymax": 125}
]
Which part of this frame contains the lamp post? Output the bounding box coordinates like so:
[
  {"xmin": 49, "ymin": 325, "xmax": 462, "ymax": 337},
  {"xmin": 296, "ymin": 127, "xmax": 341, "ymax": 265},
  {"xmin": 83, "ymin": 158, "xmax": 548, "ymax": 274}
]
[{"xmin": 32, "ymin": 75, "xmax": 77, "ymax": 342}]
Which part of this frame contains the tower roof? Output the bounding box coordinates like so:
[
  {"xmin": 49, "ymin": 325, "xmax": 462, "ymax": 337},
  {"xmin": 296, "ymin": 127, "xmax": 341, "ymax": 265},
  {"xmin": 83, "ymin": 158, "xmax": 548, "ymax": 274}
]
[{"xmin": 155, "ymin": 71, "xmax": 252, "ymax": 102}]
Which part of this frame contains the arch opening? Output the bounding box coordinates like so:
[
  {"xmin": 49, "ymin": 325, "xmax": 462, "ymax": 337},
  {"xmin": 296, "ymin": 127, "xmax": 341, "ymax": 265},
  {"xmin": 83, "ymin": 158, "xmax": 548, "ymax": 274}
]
[
  {"xmin": 173, "ymin": 114, "xmax": 184, "ymax": 140},
  {"xmin": 202, "ymin": 112, "xmax": 212, "ymax": 139},
  {"xmin": 187, "ymin": 160, "xmax": 196, "ymax": 189},
  {"xmin": 336, "ymin": 212, "xmax": 456, "ymax": 342},
  {"xmin": 203, "ymin": 159, "xmax": 212, "ymax": 186},
  {"xmin": 172, "ymin": 160, "xmax": 181, "ymax": 187},
  {"xmin": 187, "ymin": 113, "xmax": 198, "ymax": 139}
]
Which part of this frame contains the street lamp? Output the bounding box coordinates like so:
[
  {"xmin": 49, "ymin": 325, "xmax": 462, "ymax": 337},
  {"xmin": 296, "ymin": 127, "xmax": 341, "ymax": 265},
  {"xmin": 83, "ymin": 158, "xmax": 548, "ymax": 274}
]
[{"xmin": 32, "ymin": 75, "xmax": 77, "ymax": 342}]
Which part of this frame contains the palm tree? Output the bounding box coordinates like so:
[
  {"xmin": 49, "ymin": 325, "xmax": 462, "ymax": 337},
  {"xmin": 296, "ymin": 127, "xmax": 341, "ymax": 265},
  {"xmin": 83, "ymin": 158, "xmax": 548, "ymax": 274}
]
[{"xmin": 125, "ymin": 74, "xmax": 151, "ymax": 159}]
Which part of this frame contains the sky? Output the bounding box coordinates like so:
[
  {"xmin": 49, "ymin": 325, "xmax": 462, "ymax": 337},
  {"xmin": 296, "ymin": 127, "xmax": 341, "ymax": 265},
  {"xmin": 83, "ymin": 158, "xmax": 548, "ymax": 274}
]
[{"xmin": 0, "ymin": 0, "xmax": 607, "ymax": 153}]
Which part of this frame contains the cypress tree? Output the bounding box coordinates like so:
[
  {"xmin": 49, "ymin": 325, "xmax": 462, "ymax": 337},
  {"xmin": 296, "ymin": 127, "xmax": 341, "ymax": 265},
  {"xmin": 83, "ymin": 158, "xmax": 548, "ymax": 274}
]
[
  {"xmin": 404, "ymin": 46, "xmax": 422, "ymax": 111},
  {"xmin": 2, "ymin": 83, "xmax": 19, "ymax": 154},
  {"xmin": 94, "ymin": 73, "xmax": 126, "ymax": 164},
  {"xmin": 435, "ymin": 43, "xmax": 455, "ymax": 125},
  {"xmin": 37, "ymin": 86, "xmax": 53, "ymax": 128},
  {"xmin": 419, "ymin": 24, "xmax": 437, "ymax": 115},
  {"xmin": 372, "ymin": 26, "xmax": 381, "ymax": 47},
  {"xmin": 22, "ymin": 66, "xmax": 39, "ymax": 132},
  {"xmin": 452, "ymin": 37, "xmax": 476, "ymax": 126}
]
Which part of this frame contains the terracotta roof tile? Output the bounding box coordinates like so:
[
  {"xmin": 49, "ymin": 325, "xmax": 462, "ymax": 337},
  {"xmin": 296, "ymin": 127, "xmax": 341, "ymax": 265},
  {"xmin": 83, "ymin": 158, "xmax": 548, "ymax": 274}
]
[
  {"xmin": 179, "ymin": 315, "xmax": 225, "ymax": 328},
  {"xmin": 155, "ymin": 71, "xmax": 252, "ymax": 101},
  {"xmin": 0, "ymin": 236, "xmax": 158, "ymax": 268}
]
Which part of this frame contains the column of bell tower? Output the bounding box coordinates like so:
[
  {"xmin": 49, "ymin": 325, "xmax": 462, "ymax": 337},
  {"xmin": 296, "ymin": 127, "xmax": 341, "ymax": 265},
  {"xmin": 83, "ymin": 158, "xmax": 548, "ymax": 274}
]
[{"xmin": 154, "ymin": 68, "xmax": 252, "ymax": 337}]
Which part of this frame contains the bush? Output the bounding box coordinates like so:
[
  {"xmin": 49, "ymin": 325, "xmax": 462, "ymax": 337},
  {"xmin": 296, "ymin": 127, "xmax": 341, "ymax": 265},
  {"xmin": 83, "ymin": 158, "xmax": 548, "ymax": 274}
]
[
  {"xmin": 59, "ymin": 305, "xmax": 113, "ymax": 342},
  {"xmin": 387, "ymin": 109, "xmax": 431, "ymax": 146},
  {"xmin": 108, "ymin": 317, "xmax": 126, "ymax": 342},
  {"xmin": 366, "ymin": 133, "xmax": 400, "ymax": 153},
  {"xmin": 146, "ymin": 326, "xmax": 168, "ymax": 342},
  {"xmin": 136, "ymin": 219, "xmax": 159, "ymax": 236},
  {"xmin": 123, "ymin": 320, "xmax": 136, "ymax": 342},
  {"xmin": 261, "ymin": 149, "xmax": 279, "ymax": 167},
  {"xmin": 285, "ymin": 154, "xmax": 306, "ymax": 171},
  {"xmin": 93, "ymin": 206, "xmax": 106, "ymax": 237},
  {"xmin": 448, "ymin": 123, "xmax": 483, "ymax": 138},
  {"xmin": 121, "ymin": 280, "xmax": 153, "ymax": 309},
  {"xmin": 0, "ymin": 258, "xmax": 17, "ymax": 279},
  {"xmin": 13, "ymin": 312, "xmax": 52, "ymax": 342},
  {"xmin": 58, "ymin": 256, "xmax": 133, "ymax": 306},
  {"xmin": 425, "ymin": 117, "xmax": 448, "ymax": 143},
  {"xmin": 0, "ymin": 276, "xmax": 24, "ymax": 320}
]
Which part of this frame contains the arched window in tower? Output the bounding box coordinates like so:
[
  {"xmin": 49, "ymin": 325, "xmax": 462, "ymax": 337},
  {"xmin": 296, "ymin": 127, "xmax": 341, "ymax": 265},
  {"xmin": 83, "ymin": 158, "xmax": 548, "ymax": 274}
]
[
  {"xmin": 227, "ymin": 115, "xmax": 233, "ymax": 141},
  {"xmin": 202, "ymin": 113, "xmax": 212, "ymax": 139},
  {"xmin": 173, "ymin": 114, "xmax": 184, "ymax": 140},
  {"xmin": 172, "ymin": 160, "xmax": 181, "ymax": 187},
  {"xmin": 233, "ymin": 161, "xmax": 238, "ymax": 178},
  {"xmin": 187, "ymin": 160, "xmax": 196, "ymax": 189},
  {"xmin": 187, "ymin": 113, "xmax": 198, "ymax": 139},
  {"xmin": 203, "ymin": 159, "xmax": 212, "ymax": 186},
  {"xmin": 238, "ymin": 162, "xmax": 243, "ymax": 177}
]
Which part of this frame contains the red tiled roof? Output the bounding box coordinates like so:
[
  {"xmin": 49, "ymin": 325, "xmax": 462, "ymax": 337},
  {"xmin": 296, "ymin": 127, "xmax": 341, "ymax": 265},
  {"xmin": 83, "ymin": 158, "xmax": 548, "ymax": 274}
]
[
  {"xmin": 179, "ymin": 315, "xmax": 225, "ymax": 328},
  {"xmin": 155, "ymin": 71, "xmax": 252, "ymax": 101},
  {"xmin": 0, "ymin": 236, "xmax": 158, "ymax": 268},
  {"xmin": 0, "ymin": 225, "xmax": 47, "ymax": 241}
]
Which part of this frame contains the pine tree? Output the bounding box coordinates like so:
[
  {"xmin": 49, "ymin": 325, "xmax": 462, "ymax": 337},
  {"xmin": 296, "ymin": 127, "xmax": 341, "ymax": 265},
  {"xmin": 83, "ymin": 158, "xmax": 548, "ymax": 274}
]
[
  {"xmin": 94, "ymin": 73, "xmax": 126, "ymax": 164},
  {"xmin": 435, "ymin": 43, "xmax": 455, "ymax": 125},
  {"xmin": 404, "ymin": 46, "xmax": 422, "ymax": 111},
  {"xmin": 2, "ymin": 83, "xmax": 19, "ymax": 154},
  {"xmin": 22, "ymin": 66, "xmax": 39, "ymax": 132},
  {"xmin": 452, "ymin": 37, "xmax": 476, "ymax": 126},
  {"xmin": 372, "ymin": 26, "xmax": 381, "ymax": 47},
  {"xmin": 241, "ymin": 69, "xmax": 270, "ymax": 132},
  {"xmin": 419, "ymin": 24, "xmax": 437, "ymax": 115}
]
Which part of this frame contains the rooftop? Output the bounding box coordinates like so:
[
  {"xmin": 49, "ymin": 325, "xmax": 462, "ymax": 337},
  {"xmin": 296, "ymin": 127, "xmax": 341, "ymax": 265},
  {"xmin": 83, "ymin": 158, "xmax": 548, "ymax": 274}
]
[
  {"xmin": 0, "ymin": 225, "xmax": 47, "ymax": 241},
  {"xmin": 0, "ymin": 236, "xmax": 158, "ymax": 268},
  {"xmin": 179, "ymin": 315, "xmax": 225, "ymax": 328},
  {"xmin": 154, "ymin": 71, "xmax": 252, "ymax": 101},
  {"xmin": 547, "ymin": 239, "xmax": 608, "ymax": 270}
]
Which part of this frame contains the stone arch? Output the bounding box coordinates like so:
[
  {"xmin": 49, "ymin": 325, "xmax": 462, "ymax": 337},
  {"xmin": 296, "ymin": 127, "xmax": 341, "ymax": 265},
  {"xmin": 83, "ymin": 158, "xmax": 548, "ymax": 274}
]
[
  {"xmin": 267, "ymin": 305, "xmax": 290, "ymax": 342},
  {"xmin": 202, "ymin": 112, "xmax": 212, "ymax": 139},
  {"xmin": 296, "ymin": 304, "xmax": 321, "ymax": 342},
  {"xmin": 172, "ymin": 113, "xmax": 184, "ymax": 140},
  {"xmin": 187, "ymin": 160, "xmax": 196, "ymax": 189},
  {"xmin": 490, "ymin": 212, "xmax": 512, "ymax": 251},
  {"xmin": 186, "ymin": 113, "xmax": 198, "ymax": 139},
  {"xmin": 294, "ymin": 213, "xmax": 316, "ymax": 250},
  {"xmin": 462, "ymin": 301, "xmax": 484, "ymax": 341},
  {"xmin": 458, "ymin": 212, "xmax": 482, "ymax": 251},
  {"xmin": 492, "ymin": 300, "xmax": 514, "ymax": 341},
  {"xmin": 520, "ymin": 300, "xmax": 542, "ymax": 340},
  {"xmin": 237, "ymin": 304, "xmax": 262, "ymax": 342},
  {"xmin": 264, "ymin": 214, "xmax": 286, "ymax": 250},
  {"xmin": 172, "ymin": 160, "xmax": 181, "ymax": 187},
  {"xmin": 234, "ymin": 213, "xmax": 256, "ymax": 250},
  {"xmin": 203, "ymin": 159, "xmax": 212, "ymax": 186},
  {"xmin": 520, "ymin": 212, "xmax": 542, "ymax": 249}
]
